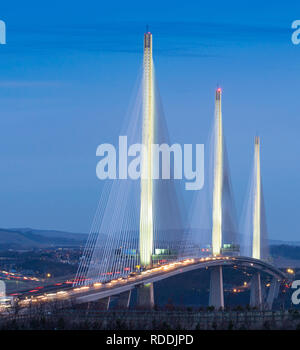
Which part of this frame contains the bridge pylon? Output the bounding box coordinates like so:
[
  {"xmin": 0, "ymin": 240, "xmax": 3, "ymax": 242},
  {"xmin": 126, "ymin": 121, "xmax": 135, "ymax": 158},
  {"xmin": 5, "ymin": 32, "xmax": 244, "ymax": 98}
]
[
  {"xmin": 136, "ymin": 283, "xmax": 155, "ymax": 309},
  {"xmin": 265, "ymin": 277, "xmax": 280, "ymax": 310},
  {"xmin": 252, "ymin": 136, "xmax": 261, "ymax": 260},
  {"xmin": 209, "ymin": 265, "xmax": 224, "ymax": 310},
  {"xmin": 250, "ymin": 272, "xmax": 262, "ymax": 310},
  {"xmin": 117, "ymin": 290, "xmax": 132, "ymax": 309},
  {"xmin": 137, "ymin": 30, "xmax": 155, "ymax": 308},
  {"xmin": 241, "ymin": 136, "xmax": 269, "ymax": 260},
  {"xmin": 139, "ymin": 31, "xmax": 154, "ymax": 268},
  {"xmin": 212, "ymin": 88, "xmax": 223, "ymax": 256}
]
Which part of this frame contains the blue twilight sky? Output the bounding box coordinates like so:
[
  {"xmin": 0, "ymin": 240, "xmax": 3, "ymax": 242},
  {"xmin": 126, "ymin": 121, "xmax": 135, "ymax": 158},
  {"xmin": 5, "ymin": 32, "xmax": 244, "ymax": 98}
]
[{"xmin": 0, "ymin": 1, "xmax": 299, "ymax": 240}]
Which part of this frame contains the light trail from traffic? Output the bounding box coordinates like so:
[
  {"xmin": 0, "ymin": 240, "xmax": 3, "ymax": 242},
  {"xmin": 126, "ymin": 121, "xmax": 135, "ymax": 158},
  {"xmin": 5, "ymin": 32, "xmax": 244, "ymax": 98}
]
[{"xmin": 7, "ymin": 255, "xmax": 287, "ymax": 310}]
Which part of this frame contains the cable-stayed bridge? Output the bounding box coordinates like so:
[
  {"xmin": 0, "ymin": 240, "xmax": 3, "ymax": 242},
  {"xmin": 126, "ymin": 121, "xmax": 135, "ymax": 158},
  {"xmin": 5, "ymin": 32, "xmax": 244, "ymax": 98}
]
[{"xmin": 15, "ymin": 32, "xmax": 288, "ymax": 311}]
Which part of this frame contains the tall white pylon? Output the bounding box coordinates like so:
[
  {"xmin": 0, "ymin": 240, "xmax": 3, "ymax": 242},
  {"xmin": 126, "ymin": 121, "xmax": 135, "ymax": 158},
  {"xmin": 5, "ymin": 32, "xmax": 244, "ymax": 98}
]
[
  {"xmin": 252, "ymin": 136, "xmax": 261, "ymax": 260},
  {"xmin": 212, "ymin": 88, "xmax": 223, "ymax": 255},
  {"xmin": 139, "ymin": 31, "xmax": 154, "ymax": 267}
]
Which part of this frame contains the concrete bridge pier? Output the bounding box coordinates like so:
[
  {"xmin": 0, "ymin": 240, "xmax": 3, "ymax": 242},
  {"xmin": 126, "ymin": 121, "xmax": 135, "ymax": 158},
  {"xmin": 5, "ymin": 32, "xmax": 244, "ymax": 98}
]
[
  {"xmin": 98, "ymin": 296, "xmax": 111, "ymax": 310},
  {"xmin": 265, "ymin": 277, "xmax": 280, "ymax": 310},
  {"xmin": 116, "ymin": 290, "xmax": 131, "ymax": 309},
  {"xmin": 209, "ymin": 266, "xmax": 224, "ymax": 310},
  {"xmin": 250, "ymin": 272, "xmax": 262, "ymax": 310},
  {"xmin": 136, "ymin": 283, "xmax": 154, "ymax": 309}
]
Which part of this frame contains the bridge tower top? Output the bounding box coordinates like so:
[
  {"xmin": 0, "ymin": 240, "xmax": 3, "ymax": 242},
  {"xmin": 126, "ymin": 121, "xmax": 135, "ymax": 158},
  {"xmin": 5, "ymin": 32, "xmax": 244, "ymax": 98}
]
[{"xmin": 144, "ymin": 31, "xmax": 152, "ymax": 49}]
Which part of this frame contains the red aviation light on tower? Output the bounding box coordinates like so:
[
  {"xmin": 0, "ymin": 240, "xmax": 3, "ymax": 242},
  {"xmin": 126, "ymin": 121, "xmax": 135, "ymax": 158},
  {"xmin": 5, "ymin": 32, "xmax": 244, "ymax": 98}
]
[{"xmin": 216, "ymin": 87, "xmax": 222, "ymax": 101}]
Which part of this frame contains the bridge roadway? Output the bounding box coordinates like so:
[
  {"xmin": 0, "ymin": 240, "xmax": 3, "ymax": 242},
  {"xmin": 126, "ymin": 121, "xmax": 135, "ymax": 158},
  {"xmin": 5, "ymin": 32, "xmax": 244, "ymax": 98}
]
[{"xmin": 69, "ymin": 256, "xmax": 287, "ymax": 304}]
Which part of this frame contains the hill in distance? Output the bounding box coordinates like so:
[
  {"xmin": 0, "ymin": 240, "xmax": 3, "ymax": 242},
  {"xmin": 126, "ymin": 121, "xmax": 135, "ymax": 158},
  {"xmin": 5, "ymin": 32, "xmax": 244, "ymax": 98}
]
[
  {"xmin": 0, "ymin": 228, "xmax": 87, "ymax": 250},
  {"xmin": 1, "ymin": 228, "xmax": 300, "ymax": 253}
]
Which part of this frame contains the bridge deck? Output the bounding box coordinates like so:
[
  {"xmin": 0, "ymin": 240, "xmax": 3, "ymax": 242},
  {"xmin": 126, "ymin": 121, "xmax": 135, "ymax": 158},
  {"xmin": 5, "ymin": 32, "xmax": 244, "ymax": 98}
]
[
  {"xmin": 71, "ymin": 256, "xmax": 287, "ymax": 304},
  {"xmin": 16, "ymin": 256, "xmax": 287, "ymax": 307}
]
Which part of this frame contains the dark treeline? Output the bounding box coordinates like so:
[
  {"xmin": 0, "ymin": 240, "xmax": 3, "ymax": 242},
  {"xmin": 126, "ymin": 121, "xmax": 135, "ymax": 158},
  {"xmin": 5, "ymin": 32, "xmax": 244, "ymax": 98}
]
[{"xmin": 2, "ymin": 307, "xmax": 300, "ymax": 330}]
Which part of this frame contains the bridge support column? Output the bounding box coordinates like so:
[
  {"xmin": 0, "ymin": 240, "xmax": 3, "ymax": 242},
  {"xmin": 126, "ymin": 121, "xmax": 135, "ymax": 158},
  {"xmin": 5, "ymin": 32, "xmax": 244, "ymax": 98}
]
[
  {"xmin": 250, "ymin": 272, "xmax": 262, "ymax": 310},
  {"xmin": 136, "ymin": 283, "xmax": 154, "ymax": 309},
  {"xmin": 117, "ymin": 290, "xmax": 131, "ymax": 309},
  {"xmin": 209, "ymin": 266, "xmax": 224, "ymax": 310},
  {"xmin": 98, "ymin": 296, "xmax": 110, "ymax": 310},
  {"xmin": 265, "ymin": 277, "xmax": 279, "ymax": 310}
]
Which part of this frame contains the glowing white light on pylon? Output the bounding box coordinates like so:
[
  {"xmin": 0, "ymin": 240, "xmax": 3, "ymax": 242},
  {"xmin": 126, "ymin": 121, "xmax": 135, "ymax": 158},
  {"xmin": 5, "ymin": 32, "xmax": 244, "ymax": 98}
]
[
  {"xmin": 252, "ymin": 136, "xmax": 261, "ymax": 260},
  {"xmin": 212, "ymin": 88, "xmax": 223, "ymax": 256},
  {"xmin": 139, "ymin": 32, "xmax": 154, "ymax": 267}
]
